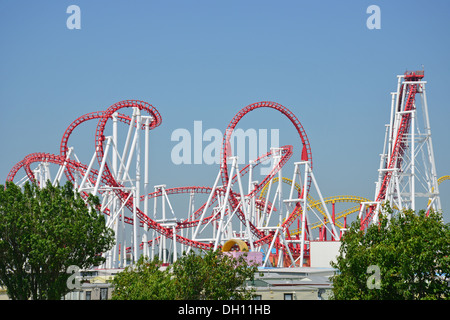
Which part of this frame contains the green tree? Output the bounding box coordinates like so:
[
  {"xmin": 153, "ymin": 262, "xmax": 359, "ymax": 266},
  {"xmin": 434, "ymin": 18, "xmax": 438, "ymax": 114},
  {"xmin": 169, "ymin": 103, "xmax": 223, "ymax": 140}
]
[
  {"xmin": 111, "ymin": 249, "xmax": 259, "ymax": 300},
  {"xmin": 330, "ymin": 206, "xmax": 450, "ymax": 300},
  {"xmin": 111, "ymin": 256, "xmax": 176, "ymax": 300},
  {"xmin": 172, "ymin": 249, "xmax": 258, "ymax": 300},
  {"xmin": 0, "ymin": 181, "xmax": 115, "ymax": 300}
]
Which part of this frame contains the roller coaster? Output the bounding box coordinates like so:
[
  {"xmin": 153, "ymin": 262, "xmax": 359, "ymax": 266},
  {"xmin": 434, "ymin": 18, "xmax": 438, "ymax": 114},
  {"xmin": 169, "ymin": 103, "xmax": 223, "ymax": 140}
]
[
  {"xmin": 359, "ymin": 71, "xmax": 441, "ymax": 228},
  {"xmin": 6, "ymin": 71, "xmax": 442, "ymax": 269}
]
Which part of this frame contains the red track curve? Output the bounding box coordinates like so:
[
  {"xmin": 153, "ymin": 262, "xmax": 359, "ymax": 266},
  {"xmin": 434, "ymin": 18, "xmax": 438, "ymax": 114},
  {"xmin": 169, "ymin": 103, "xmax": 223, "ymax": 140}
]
[
  {"xmin": 7, "ymin": 100, "xmax": 312, "ymax": 251},
  {"xmin": 219, "ymin": 101, "xmax": 312, "ymax": 247}
]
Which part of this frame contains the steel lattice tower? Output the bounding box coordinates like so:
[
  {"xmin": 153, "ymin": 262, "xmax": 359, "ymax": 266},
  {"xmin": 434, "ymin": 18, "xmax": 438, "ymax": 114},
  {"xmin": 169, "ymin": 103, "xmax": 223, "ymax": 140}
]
[{"xmin": 360, "ymin": 71, "xmax": 441, "ymax": 229}]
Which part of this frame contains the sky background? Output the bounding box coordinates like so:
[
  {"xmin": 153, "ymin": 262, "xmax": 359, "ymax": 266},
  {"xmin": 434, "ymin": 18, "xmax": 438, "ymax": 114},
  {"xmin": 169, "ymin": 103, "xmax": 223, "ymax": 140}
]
[{"xmin": 1, "ymin": 0, "xmax": 450, "ymax": 223}]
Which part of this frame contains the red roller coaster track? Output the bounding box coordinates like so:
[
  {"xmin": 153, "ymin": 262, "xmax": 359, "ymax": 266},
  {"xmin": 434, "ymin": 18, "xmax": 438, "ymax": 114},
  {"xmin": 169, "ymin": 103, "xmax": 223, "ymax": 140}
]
[
  {"xmin": 7, "ymin": 100, "xmax": 313, "ymax": 252},
  {"xmin": 360, "ymin": 71, "xmax": 424, "ymax": 230}
]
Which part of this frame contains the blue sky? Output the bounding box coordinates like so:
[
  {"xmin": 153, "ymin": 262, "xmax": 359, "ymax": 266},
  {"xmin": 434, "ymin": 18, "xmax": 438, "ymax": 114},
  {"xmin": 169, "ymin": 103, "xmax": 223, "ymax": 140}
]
[{"xmin": 1, "ymin": 0, "xmax": 450, "ymax": 222}]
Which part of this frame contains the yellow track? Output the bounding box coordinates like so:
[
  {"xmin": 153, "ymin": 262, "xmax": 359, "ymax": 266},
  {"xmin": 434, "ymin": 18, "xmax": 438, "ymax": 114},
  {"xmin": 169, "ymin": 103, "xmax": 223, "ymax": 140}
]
[
  {"xmin": 438, "ymin": 175, "xmax": 450, "ymax": 185},
  {"xmin": 427, "ymin": 175, "xmax": 449, "ymax": 207},
  {"xmin": 258, "ymin": 177, "xmax": 370, "ymax": 234},
  {"xmin": 259, "ymin": 175, "xmax": 448, "ymax": 236}
]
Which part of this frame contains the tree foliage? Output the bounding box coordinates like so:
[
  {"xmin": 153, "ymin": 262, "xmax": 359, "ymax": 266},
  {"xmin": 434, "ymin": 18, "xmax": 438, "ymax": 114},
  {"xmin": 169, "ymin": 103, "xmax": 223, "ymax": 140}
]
[
  {"xmin": 0, "ymin": 181, "xmax": 115, "ymax": 300},
  {"xmin": 111, "ymin": 249, "xmax": 259, "ymax": 300},
  {"xmin": 330, "ymin": 205, "xmax": 450, "ymax": 300},
  {"xmin": 111, "ymin": 256, "xmax": 175, "ymax": 300}
]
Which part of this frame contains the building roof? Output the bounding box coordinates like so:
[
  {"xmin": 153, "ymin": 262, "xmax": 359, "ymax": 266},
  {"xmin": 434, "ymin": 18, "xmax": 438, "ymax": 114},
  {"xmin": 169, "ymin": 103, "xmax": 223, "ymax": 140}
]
[{"xmin": 251, "ymin": 267, "xmax": 335, "ymax": 291}]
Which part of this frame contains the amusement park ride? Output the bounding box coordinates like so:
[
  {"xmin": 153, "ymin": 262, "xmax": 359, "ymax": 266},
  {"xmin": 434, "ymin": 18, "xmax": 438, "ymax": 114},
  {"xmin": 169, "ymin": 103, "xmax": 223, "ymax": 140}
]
[{"xmin": 6, "ymin": 71, "xmax": 443, "ymax": 269}]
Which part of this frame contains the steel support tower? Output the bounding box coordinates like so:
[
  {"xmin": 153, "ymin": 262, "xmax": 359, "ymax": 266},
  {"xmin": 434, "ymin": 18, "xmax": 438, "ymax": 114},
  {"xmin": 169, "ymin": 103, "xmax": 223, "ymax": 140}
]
[{"xmin": 360, "ymin": 71, "xmax": 441, "ymax": 229}]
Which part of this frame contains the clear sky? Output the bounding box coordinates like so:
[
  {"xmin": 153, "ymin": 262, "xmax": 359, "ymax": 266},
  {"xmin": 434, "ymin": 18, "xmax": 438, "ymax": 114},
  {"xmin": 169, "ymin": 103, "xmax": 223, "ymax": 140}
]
[{"xmin": 1, "ymin": 0, "xmax": 450, "ymax": 222}]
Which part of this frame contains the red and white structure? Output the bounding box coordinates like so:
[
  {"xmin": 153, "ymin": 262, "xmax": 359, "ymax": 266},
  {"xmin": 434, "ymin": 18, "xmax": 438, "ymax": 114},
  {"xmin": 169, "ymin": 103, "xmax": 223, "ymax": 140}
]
[
  {"xmin": 7, "ymin": 99, "xmax": 348, "ymax": 269},
  {"xmin": 360, "ymin": 71, "xmax": 441, "ymax": 229},
  {"xmin": 10, "ymin": 71, "xmax": 436, "ymax": 270}
]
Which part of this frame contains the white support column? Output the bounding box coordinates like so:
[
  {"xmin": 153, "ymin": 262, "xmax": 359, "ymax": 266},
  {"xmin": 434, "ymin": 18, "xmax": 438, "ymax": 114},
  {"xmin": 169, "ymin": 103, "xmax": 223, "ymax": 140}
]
[
  {"xmin": 411, "ymin": 108, "xmax": 416, "ymax": 211},
  {"xmin": 421, "ymin": 84, "xmax": 441, "ymax": 211},
  {"xmin": 262, "ymin": 227, "xmax": 279, "ymax": 267},
  {"xmin": 161, "ymin": 185, "xmax": 166, "ymax": 263},
  {"xmin": 118, "ymin": 111, "xmax": 136, "ymax": 184},
  {"xmin": 273, "ymin": 148, "xmax": 284, "ymax": 266},
  {"xmin": 308, "ymin": 162, "xmax": 338, "ymax": 240},
  {"xmin": 53, "ymin": 147, "xmax": 73, "ymax": 186},
  {"xmin": 143, "ymin": 116, "xmax": 151, "ymax": 258},
  {"xmin": 261, "ymin": 175, "xmax": 273, "ymax": 228},
  {"xmin": 134, "ymin": 108, "xmax": 141, "ymax": 264},
  {"xmin": 112, "ymin": 112, "xmax": 118, "ymax": 177},
  {"xmin": 172, "ymin": 225, "xmax": 177, "ymax": 263},
  {"xmin": 234, "ymin": 158, "xmax": 254, "ymax": 251},
  {"xmin": 151, "ymin": 189, "xmax": 158, "ymax": 260},
  {"xmin": 111, "ymin": 112, "xmax": 119, "ymax": 268},
  {"xmin": 299, "ymin": 161, "xmax": 309, "ymax": 267},
  {"xmin": 133, "ymin": 188, "xmax": 138, "ymax": 264},
  {"xmin": 93, "ymin": 136, "xmax": 112, "ymax": 196},
  {"xmin": 213, "ymin": 157, "xmax": 237, "ymax": 251},
  {"xmin": 189, "ymin": 169, "xmax": 222, "ymax": 252},
  {"xmin": 79, "ymin": 147, "xmax": 100, "ymax": 192}
]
